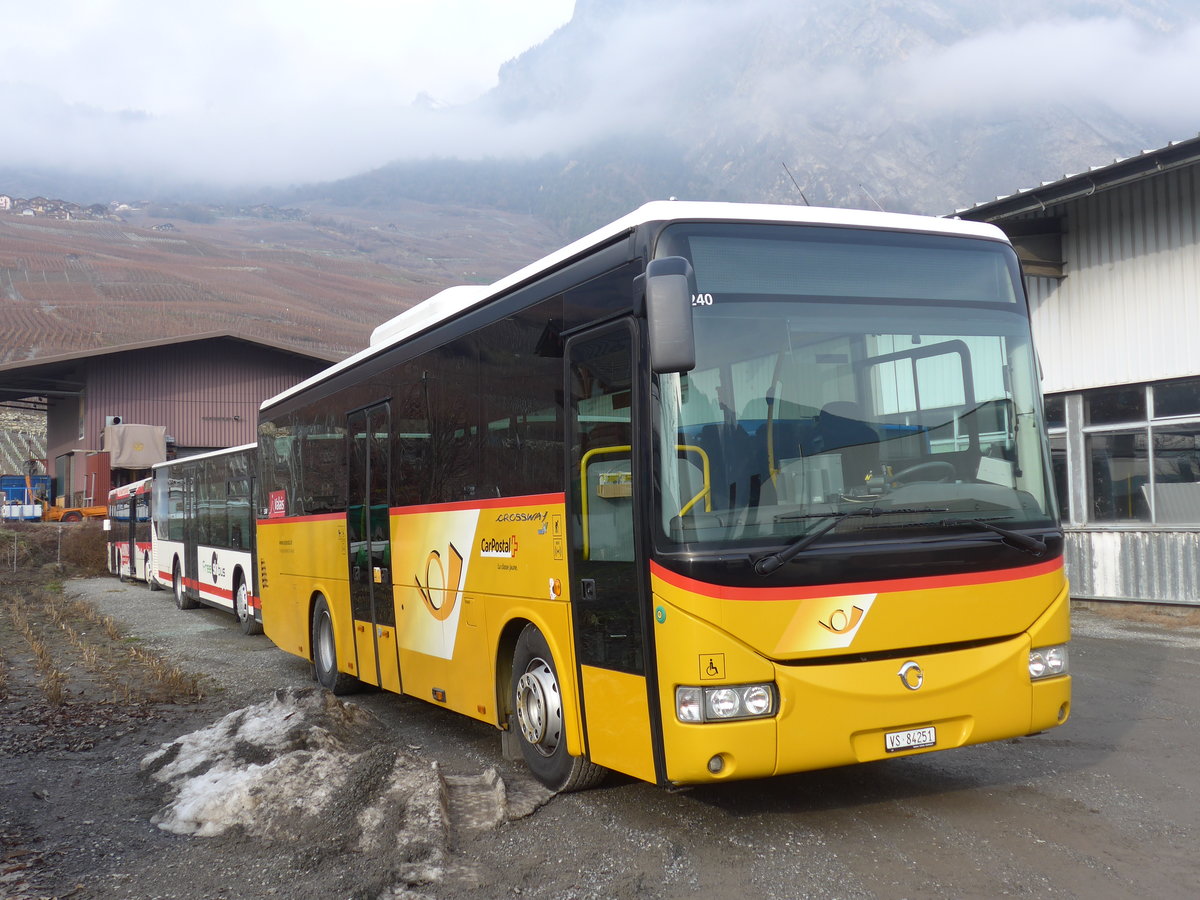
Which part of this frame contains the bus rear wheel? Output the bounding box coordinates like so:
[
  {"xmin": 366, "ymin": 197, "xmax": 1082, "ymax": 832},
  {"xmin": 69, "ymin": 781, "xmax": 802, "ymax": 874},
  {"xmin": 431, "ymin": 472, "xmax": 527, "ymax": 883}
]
[
  {"xmin": 235, "ymin": 575, "xmax": 262, "ymax": 635},
  {"xmin": 173, "ymin": 560, "xmax": 198, "ymax": 610},
  {"xmin": 311, "ymin": 596, "xmax": 358, "ymax": 695},
  {"xmin": 511, "ymin": 624, "xmax": 606, "ymax": 793}
]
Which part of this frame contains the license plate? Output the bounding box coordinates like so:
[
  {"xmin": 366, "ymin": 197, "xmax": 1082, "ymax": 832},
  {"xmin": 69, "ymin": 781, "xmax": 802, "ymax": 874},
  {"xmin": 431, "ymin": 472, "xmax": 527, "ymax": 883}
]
[{"xmin": 885, "ymin": 726, "xmax": 937, "ymax": 752}]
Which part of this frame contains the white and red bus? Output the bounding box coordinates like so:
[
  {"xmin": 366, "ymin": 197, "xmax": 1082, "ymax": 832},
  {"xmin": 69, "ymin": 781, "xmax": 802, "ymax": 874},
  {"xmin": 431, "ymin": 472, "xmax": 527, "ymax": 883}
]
[
  {"xmin": 106, "ymin": 476, "xmax": 154, "ymax": 584},
  {"xmin": 151, "ymin": 443, "xmax": 262, "ymax": 634}
]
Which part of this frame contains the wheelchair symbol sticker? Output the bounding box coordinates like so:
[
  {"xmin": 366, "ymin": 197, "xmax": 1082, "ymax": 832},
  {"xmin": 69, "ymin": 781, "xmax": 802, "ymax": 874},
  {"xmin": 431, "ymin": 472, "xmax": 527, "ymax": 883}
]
[{"xmin": 699, "ymin": 653, "xmax": 725, "ymax": 681}]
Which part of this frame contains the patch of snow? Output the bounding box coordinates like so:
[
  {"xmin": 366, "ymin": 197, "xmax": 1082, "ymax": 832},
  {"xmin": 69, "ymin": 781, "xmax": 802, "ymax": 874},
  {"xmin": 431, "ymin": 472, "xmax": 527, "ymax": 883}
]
[{"xmin": 140, "ymin": 686, "xmax": 552, "ymax": 894}]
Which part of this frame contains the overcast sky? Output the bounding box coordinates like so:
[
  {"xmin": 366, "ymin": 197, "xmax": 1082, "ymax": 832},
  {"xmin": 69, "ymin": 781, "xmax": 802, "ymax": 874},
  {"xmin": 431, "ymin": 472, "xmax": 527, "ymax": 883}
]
[
  {"xmin": 3, "ymin": 0, "xmax": 1199, "ymax": 192},
  {"xmin": 0, "ymin": 0, "xmax": 575, "ymax": 186}
]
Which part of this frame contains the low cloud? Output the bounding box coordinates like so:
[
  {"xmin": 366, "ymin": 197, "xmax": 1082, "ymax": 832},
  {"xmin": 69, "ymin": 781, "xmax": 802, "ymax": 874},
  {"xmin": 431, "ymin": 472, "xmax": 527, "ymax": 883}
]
[{"xmin": 2, "ymin": 1, "xmax": 1197, "ymax": 192}]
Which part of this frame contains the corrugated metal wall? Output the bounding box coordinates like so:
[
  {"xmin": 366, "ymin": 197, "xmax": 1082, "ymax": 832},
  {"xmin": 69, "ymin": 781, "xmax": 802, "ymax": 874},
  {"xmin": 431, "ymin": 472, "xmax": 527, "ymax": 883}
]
[
  {"xmin": 1020, "ymin": 163, "xmax": 1200, "ymax": 606},
  {"xmin": 1027, "ymin": 165, "xmax": 1200, "ymax": 394},
  {"xmin": 85, "ymin": 343, "xmax": 323, "ymax": 449},
  {"xmin": 1066, "ymin": 530, "xmax": 1200, "ymax": 605}
]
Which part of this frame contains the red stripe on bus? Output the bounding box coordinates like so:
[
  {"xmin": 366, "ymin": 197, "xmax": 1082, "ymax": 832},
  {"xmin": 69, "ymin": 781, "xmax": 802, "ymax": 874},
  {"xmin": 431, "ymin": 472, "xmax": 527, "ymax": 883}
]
[
  {"xmin": 182, "ymin": 577, "xmax": 235, "ymax": 601},
  {"xmin": 256, "ymin": 512, "xmax": 345, "ymax": 526},
  {"xmin": 393, "ymin": 493, "xmax": 565, "ymax": 516},
  {"xmin": 256, "ymin": 494, "xmax": 566, "ymax": 524},
  {"xmin": 649, "ymin": 556, "xmax": 1064, "ymax": 602},
  {"xmin": 161, "ymin": 571, "xmax": 258, "ymax": 608}
]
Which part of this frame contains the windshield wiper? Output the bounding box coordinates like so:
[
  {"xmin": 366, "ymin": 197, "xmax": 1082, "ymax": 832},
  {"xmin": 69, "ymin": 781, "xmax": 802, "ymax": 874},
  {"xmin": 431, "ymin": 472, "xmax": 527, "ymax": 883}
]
[
  {"xmin": 753, "ymin": 506, "xmax": 948, "ymax": 576},
  {"xmin": 865, "ymin": 515, "xmax": 1049, "ymax": 556},
  {"xmin": 930, "ymin": 517, "xmax": 1048, "ymax": 557}
]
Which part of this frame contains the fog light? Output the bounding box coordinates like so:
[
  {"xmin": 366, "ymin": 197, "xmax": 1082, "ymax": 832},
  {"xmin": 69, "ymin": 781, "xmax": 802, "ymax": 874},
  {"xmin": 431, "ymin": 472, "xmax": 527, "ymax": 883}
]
[{"xmin": 707, "ymin": 755, "xmax": 724, "ymax": 774}]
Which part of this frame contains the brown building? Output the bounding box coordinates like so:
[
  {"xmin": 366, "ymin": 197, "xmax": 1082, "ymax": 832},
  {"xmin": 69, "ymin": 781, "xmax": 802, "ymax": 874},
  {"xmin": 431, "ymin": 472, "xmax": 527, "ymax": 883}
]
[{"xmin": 0, "ymin": 333, "xmax": 339, "ymax": 504}]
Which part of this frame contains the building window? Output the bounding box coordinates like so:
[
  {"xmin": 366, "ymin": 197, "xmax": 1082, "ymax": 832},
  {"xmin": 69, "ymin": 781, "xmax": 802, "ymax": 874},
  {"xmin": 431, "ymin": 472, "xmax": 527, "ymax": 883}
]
[
  {"xmin": 1078, "ymin": 380, "xmax": 1200, "ymax": 526},
  {"xmin": 1154, "ymin": 378, "xmax": 1200, "ymax": 419},
  {"xmin": 1086, "ymin": 430, "xmax": 1150, "ymax": 522},
  {"xmin": 1043, "ymin": 394, "xmax": 1065, "ymax": 430},
  {"xmin": 1086, "ymin": 385, "xmax": 1144, "ymax": 425},
  {"xmin": 1049, "ymin": 432, "xmax": 1069, "ymax": 520}
]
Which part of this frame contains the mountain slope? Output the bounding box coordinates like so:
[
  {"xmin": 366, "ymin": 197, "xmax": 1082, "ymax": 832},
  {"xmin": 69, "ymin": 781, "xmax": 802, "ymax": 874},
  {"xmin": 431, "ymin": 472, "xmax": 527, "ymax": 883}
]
[
  {"xmin": 0, "ymin": 201, "xmax": 563, "ymax": 363},
  {"xmin": 317, "ymin": 0, "xmax": 1197, "ymax": 233}
]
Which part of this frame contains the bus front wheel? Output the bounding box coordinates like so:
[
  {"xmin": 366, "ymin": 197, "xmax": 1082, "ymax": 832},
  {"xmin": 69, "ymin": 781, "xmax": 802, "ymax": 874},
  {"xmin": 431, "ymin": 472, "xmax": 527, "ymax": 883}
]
[
  {"xmin": 235, "ymin": 575, "xmax": 262, "ymax": 636},
  {"xmin": 311, "ymin": 596, "xmax": 358, "ymax": 695},
  {"xmin": 511, "ymin": 624, "xmax": 606, "ymax": 793},
  {"xmin": 173, "ymin": 560, "xmax": 198, "ymax": 610}
]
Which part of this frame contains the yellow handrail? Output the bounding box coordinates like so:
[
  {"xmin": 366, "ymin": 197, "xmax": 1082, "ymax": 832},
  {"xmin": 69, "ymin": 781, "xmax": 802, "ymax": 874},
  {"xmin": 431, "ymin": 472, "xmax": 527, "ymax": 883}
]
[
  {"xmin": 674, "ymin": 444, "xmax": 712, "ymax": 516},
  {"xmin": 578, "ymin": 443, "xmax": 712, "ymax": 559},
  {"xmin": 579, "ymin": 445, "xmax": 631, "ymax": 561}
]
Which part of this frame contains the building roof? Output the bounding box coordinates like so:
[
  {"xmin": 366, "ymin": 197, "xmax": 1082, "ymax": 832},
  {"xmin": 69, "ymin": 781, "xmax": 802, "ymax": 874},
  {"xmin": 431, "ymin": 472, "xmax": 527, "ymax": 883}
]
[
  {"xmin": 956, "ymin": 133, "xmax": 1200, "ymax": 222},
  {"xmin": 0, "ymin": 332, "xmax": 343, "ymax": 406}
]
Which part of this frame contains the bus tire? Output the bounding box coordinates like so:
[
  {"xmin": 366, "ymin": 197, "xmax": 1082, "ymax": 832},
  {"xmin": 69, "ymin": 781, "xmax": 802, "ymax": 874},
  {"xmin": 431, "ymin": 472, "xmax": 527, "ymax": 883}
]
[
  {"xmin": 511, "ymin": 624, "xmax": 607, "ymax": 793},
  {"xmin": 173, "ymin": 560, "xmax": 198, "ymax": 610},
  {"xmin": 235, "ymin": 574, "xmax": 262, "ymax": 636},
  {"xmin": 311, "ymin": 596, "xmax": 358, "ymax": 695}
]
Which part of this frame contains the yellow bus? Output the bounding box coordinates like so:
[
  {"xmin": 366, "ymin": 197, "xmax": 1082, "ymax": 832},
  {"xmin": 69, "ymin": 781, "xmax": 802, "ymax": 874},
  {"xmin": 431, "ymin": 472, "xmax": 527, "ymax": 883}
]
[{"xmin": 256, "ymin": 201, "xmax": 1070, "ymax": 791}]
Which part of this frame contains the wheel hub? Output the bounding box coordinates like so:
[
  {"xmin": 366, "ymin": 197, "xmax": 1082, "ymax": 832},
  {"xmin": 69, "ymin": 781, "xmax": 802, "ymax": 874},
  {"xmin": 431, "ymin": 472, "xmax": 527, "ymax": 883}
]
[{"xmin": 515, "ymin": 658, "xmax": 561, "ymax": 756}]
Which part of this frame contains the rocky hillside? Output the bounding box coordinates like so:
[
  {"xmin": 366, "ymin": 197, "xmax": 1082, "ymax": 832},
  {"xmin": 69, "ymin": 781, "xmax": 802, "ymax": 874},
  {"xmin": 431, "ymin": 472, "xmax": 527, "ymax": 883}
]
[{"xmin": 315, "ymin": 0, "xmax": 1197, "ymax": 234}]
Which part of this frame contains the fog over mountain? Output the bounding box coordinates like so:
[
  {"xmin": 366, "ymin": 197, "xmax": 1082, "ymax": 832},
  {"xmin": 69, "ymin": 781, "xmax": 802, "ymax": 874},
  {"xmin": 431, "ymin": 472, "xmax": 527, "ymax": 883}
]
[
  {"xmin": 4, "ymin": 0, "xmax": 1199, "ymax": 232},
  {"xmin": 304, "ymin": 0, "xmax": 1200, "ymax": 233}
]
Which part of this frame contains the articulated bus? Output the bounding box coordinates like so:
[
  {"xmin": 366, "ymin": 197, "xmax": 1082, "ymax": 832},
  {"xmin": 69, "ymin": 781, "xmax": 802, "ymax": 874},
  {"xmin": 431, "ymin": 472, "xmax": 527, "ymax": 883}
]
[
  {"xmin": 256, "ymin": 201, "xmax": 1070, "ymax": 791},
  {"xmin": 106, "ymin": 477, "xmax": 154, "ymax": 584},
  {"xmin": 152, "ymin": 444, "xmax": 262, "ymax": 634}
]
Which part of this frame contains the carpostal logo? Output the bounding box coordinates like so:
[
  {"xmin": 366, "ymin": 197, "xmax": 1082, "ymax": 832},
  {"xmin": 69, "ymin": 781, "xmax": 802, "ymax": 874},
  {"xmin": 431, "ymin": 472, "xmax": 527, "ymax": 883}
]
[{"xmin": 480, "ymin": 535, "xmax": 518, "ymax": 558}]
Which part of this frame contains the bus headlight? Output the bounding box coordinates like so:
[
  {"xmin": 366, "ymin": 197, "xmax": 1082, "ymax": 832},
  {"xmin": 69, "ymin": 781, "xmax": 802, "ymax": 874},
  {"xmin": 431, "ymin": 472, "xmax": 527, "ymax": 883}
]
[
  {"xmin": 1029, "ymin": 645, "xmax": 1069, "ymax": 680},
  {"xmin": 676, "ymin": 683, "xmax": 777, "ymax": 723}
]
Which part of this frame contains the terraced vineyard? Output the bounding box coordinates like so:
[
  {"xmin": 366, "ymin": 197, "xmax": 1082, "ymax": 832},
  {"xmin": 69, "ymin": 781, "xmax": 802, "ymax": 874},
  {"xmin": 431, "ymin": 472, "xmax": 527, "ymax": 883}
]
[{"xmin": 0, "ymin": 201, "xmax": 563, "ymax": 363}]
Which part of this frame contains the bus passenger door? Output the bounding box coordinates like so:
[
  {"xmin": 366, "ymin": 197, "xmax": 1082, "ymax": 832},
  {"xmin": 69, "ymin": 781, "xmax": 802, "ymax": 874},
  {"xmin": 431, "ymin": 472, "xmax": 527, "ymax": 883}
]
[
  {"xmin": 566, "ymin": 322, "xmax": 660, "ymax": 784},
  {"xmin": 182, "ymin": 474, "xmax": 199, "ymax": 602},
  {"xmin": 127, "ymin": 489, "xmax": 141, "ymax": 579},
  {"xmin": 347, "ymin": 403, "xmax": 401, "ymax": 693}
]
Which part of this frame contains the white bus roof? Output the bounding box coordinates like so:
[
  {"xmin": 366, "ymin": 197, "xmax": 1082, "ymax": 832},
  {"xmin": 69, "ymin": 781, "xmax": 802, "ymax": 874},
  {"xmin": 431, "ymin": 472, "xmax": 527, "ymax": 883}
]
[
  {"xmin": 152, "ymin": 442, "xmax": 257, "ymax": 471},
  {"xmin": 262, "ymin": 201, "xmax": 1008, "ymax": 413}
]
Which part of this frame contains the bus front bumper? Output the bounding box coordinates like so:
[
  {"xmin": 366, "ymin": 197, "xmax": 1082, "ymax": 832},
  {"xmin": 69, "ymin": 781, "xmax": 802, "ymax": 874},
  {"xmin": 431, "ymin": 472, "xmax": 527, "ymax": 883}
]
[{"xmin": 662, "ymin": 634, "xmax": 1072, "ymax": 785}]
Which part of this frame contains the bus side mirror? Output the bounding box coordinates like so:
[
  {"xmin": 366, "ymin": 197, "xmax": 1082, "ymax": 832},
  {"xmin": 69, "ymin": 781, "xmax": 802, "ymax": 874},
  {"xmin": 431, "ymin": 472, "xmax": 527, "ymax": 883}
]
[{"xmin": 644, "ymin": 256, "xmax": 696, "ymax": 374}]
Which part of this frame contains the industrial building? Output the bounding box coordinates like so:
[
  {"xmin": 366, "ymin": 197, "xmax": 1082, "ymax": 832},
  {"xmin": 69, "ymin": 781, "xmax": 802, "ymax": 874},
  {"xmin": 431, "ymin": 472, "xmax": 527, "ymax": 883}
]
[
  {"xmin": 959, "ymin": 134, "xmax": 1200, "ymax": 606},
  {"xmin": 0, "ymin": 332, "xmax": 338, "ymax": 507}
]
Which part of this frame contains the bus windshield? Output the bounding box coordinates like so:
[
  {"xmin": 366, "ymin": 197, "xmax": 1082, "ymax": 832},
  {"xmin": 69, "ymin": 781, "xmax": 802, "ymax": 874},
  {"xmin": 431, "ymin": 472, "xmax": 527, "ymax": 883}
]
[{"xmin": 653, "ymin": 223, "xmax": 1057, "ymax": 555}]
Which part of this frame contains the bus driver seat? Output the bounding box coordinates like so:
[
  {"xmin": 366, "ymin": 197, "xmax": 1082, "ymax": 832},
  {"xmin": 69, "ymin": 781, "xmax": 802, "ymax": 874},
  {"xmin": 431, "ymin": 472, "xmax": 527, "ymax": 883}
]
[{"xmin": 814, "ymin": 401, "xmax": 880, "ymax": 486}]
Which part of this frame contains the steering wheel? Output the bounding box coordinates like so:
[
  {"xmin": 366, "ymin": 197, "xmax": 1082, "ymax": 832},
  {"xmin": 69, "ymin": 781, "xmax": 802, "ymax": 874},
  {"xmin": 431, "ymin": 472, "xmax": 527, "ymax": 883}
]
[{"xmin": 890, "ymin": 461, "xmax": 956, "ymax": 485}]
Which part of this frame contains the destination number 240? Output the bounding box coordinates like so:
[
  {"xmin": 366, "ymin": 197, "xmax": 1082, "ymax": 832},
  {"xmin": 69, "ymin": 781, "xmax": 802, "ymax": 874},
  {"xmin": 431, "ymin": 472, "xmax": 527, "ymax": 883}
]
[{"xmin": 691, "ymin": 293, "xmax": 715, "ymax": 307}]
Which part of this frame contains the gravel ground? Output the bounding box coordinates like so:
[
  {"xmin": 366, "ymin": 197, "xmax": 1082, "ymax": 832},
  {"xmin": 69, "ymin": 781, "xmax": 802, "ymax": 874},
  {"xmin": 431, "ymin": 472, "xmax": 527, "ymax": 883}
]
[{"xmin": 4, "ymin": 572, "xmax": 1200, "ymax": 899}]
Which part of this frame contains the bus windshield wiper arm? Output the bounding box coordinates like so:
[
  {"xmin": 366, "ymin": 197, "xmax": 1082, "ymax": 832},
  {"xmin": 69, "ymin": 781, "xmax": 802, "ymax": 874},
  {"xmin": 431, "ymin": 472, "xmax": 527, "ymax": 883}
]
[
  {"xmin": 932, "ymin": 517, "xmax": 1047, "ymax": 556},
  {"xmin": 753, "ymin": 507, "xmax": 947, "ymax": 577}
]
